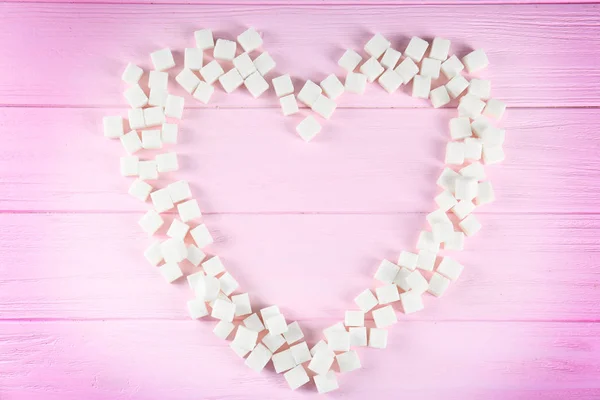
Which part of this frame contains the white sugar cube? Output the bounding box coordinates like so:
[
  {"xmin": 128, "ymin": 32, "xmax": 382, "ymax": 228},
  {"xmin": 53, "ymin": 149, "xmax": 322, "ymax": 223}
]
[
  {"xmin": 283, "ymin": 322, "xmax": 304, "ymax": 345},
  {"xmin": 311, "ymin": 94, "xmax": 336, "ymax": 120},
  {"xmin": 144, "ymin": 241, "xmax": 163, "ymax": 266},
  {"xmin": 284, "ymin": 365, "xmax": 310, "ymax": 390},
  {"xmin": 253, "ymin": 52, "xmax": 276, "ymax": 76},
  {"xmin": 336, "ymin": 350, "xmax": 361, "ymax": 373},
  {"xmin": 444, "ymin": 231, "xmax": 465, "ymax": 251},
  {"xmin": 190, "ymin": 224, "xmax": 213, "ymax": 248},
  {"xmin": 437, "ymin": 167, "xmax": 461, "ymax": 193},
  {"xmin": 430, "ymin": 85, "xmax": 451, "ymax": 108},
  {"xmin": 420, "ymin": 57, "xmax": 441, "ymax": 79},
  {"xmin": 459, "ymin": 214, "xmax": 482, "ymax": 237},
  {"xmin": 310, "ymin": 340, "xmax": 328, "ymax": 357},
  {"xmin": 323, "ymin": 322, "xmax": 346, "ymax": 338},
  {"xmin": 406, "ymin": 270, "xmax": 428, "ymax": 294},
  {"xmin": 458, "ymin": 94, "xmax": 486, "ymax": 119},
  {"xmin": 360, "ymin": 57, "xmax": 384, "ymax": 83},
  {"xmin": 455, "ymin": 177, "xmax": 478, "ymax": 201},
  {"xmin": 260, "ymin": 305, "xmax": 280, "ymax": 321},
  {"xmin": 245, "ymin": 343, "xmax": 272, "ymax": 372},
  {"xmin": 451, "ymin": 199, "xmax": 476, "ymax": 220},
  {"xmin": 320, "ymin": 74, "xmax": 345, "ymax": 99},
  {"xmin": 128, "ymin": 179, "xmax": 152, "ymax": 202},
  {"xmin": 177, "ymin": 199, "xmax": 202, "ymax": 222},
  {"xmin": 338, "ymin": 49, "xmax": 363, "ymax": 72},
  {"xmin": 233, "ymin": 325, "xmax": 259, "ymax": 352},
  {"xmin": 233, "ymin": 52, "xmax": 257, "ymax": 79},
  {"xmin": 460, "ymin": 161, "xmax": 486, "ymax": 181},
  {"xmin": 213, "ymin": 39, "xmax": 237, "ymax": 61},
  {"xmin": 161, "ymin": 122, "xmax": 178, "ymax": 144},
  {"xmin": 192, "ymin": 81, "xmax": 215, "ymax": 104},
  {"xmin": 405, "ymin": 36, "xmax": 429, "ymax": 62},
  {"xmin": 483, "ymin": 98, "xmax": 506, "ymax": 120},
  {"xmin": 279, "ymin": 94, "xmax": 299, "ymax": 116},
  {"xmin": 165, "ymin": 95, "xmax": 184, "ymax": 119},
  {"xmin": 482, "ymin": 144, "xmax": 505, "ymax": 164},
  {"xmin": 325, "ymin": 330, "xmax": 350, "ymax": 353},
  {"xmin": 435, "ymin": 191, "xmax": 458, "ymax": 212},
  {"xmin": 127, "ymin": 109, "xmax": 145, "ymax": 131},
  {"xmin": 445, "ymin": 141, "xmax": 465, "ymax": 165},
  {"xmin": 150, "ymin": 187, "xmax": 174, "ymax": 213},
  {"xmin": 159, "ymin": 262, "xmax": 183, "ymax": 283},
  {"xmin": 155, "ymin": 152, "xmax": 179, "ymax": 172},
  {"xmin": 195, "ymin": 275, "xmax": 220, "ymax": 302},
  {"xmin": 138, "ymin": 160, "xmax": 158, "ymax": 180},
  {"xmin": 219, "ymin": 68, "xmax": 244, "ymax": 93},
  {"xmin": 364, "ymin": 33, "xmax": 391, "ymax": 58},
  {"xmin": 290, "ymin": 342, "xmax": 311, "ymax": 364},
  {"xmin": 430, "ymin": 37, "xmax": 451, "ymax": 61},
  {"xmin": 265, "ymin": 314, "xmax": 288, "ymax": 335},
  {"xmin": 345, "ymin": 72, "xmax": 367, "ymax": 94},
  {"xmin": 464, "ymin": 137, "xmax": 483, "ymax": 160},
  {"xmin": 120, "ymin": 130, "xmax": 142, "ymax": 154},
  {"xmin": 186, "ymin": 244, "xmax": 206, "ymax": 267},
  {"xmin": 231, "ymin": 293, "xmax": 252, "ymax": 316},
  {"xmin": 297, "ymin": 80, "xmax": 322, "ymax": 106},
  {"xmin": 378, "ymin": 68, "xmax": 403, "ymax": 93},
  {"xmin": 200, "ymin": 60, "xmax": 224, "ymax": 85},
  {"xmin": 184, "ymin": 48, "xmax": 203, "ymax": 70},
  {"xmin": 380, "ymin": 47, "xmax": 401, "ymax": 69},
  {"xmin": 472, "ymin": 117, "xmax": 491, "ymax": 137},
  {"xmin": 427, "ymin": 208, "xmax": 452, "ymax": 227},
  {"xmin": 374, "ymin": 259, "xmax": 400, "ymax": 283},
  {"xmin": 120, "ymin": 155, "xmax": 138, "ymax": 177},
  {"xmin": 194, "ymin": 29, "xmax": 214, "ymax": 50},
  {"xmin": 263, "ymin": 334, "xmax": 286, "ymax": 353},
  {"xmin": 437, "ymin": 256, "xmax": 464, "ymax": 281},
  {"xmin": 244, "ymin": 71, "xmax": 269, "ymax": 98},
  {"xmin": 468, "ymin": 78, "xmax": 491, "ymax": 99},
  {"xmin": 314, "ymin": 371, "xmax": 339, "ymax": 394},
  {"xmin": 450, "ymin": 116, "xmax": 472, "ymax": 140},
  {"xmin": 124, "ymin": 85, "xmax": 148, "ymax": 109},
  {"xmin": 412, "ymin": 75, "xmax": 431, "ymax": 99},
  {"xmin": 219, "ymin": 272, "xmax": 239, "ymax": 296},
  {"xmin": 211, "ymin": 298, "xmax": 236, "ymax": 322},
  {"xmin": 148, "ymin": 87, "xmax": 168, "ymax": 107},
  {"xmin": 476, "ymin": 181, "xmax": 495, "ymax": 205},
  {"xmin": 344, "ymin": 310, "xmax": 364, "ymax": 327},
  {"xmin": 462, "ymin": 49, "xmax": 489, "ymax": 73},
  {"xmin": 416, "ymin": 250, "xmax": 437, "ymax": 272},
  {"xmin": 368, "ymin": 328, "xmax": 388, "ymax": 349},
  {"xmin": 244, "ymin": 313, "xmax": 266, "ymax": 332},
  {"xmin": 167, "ymin": 218, "xmax": 190, "ymax": 241},
  {"xmin": 122, "ymin": 63, "xmax": 143, "ymax": 85},
  {"xmin": 400, "ymin": 291, "xmax": 424, "ymax": 314},
  {"xmin": 202, "ymin": 256, "xmax": 225, "ymax": 276},
  {"xmin": 230, "ymin": 343, "xmax": 249, "ymax": 358},
  {"xmin": 141, "ymin": 130, "xmax": 162, "ymax": 149},
  {"xmin": 308, "ymin": 348, "xmax": 335, "ymax": 375},
  {"xmin": 398, "ymin": 251, "xmax": 418, "ymax": 271},
  {"xmin": 394, "ymin": 58, "xmax": 419, "ymax": 84},
  {"xmin": 417, "ymin": 231, "xmax": 440, "ymax": 253},
  {"xmin": 272, "ymin": 349, "xmax": 296, "ymax": 373},
  {"xmin": 296, "ymin": 116, "xmax": 321, "ymax": 142},
  {"xmin": 446, "ymin": 74, "xmax": 470, "ymax": 98},
  {"xmin": 175, "ymin": 68, "xmax": 201, "ymax": 94},
  {"xmin": 428, "ymin": 273, "xmax": 451, "ymax": 297},
  {"xmin": 272, "ymin": 74, "xmax": 294, "ymax": 97},
  {"xmin": 354, "ymin": 289, "xmax": 378, "ymax": 312},
  {"xmin": 150, "ymin": 48, "xmax": 175, "ymax": 71},
  {"xmin": 143, "ymin": 107, "xmax": 165, "ymax": 127},
  {"xmin": 148, "ymin": 70, "xmax": 168, "ymax": 90},
  {"xmin": 213, "ymin": 320, "xmax": 235, "ymax": 340},
  {"xmin": 187, "ymin": 298, "xmax": 208, "ymax": 319},
  {"xmin": 441, "ymin": 55, "xmax": 465, "ymax": 79},
  {"xmin": 372, "ymin": 305, "xmax": 397, "ymax": 328},
  {"xmin": 237, "ymin": 28, "xmax": 263, "ymax": 53},
  {"xmin": 479, "ymin": 126, "xmax": 505, "ymax": 146},
  {"xmin": 376, "ymin": 284, "xmax": 400, "ymax": 305},
  {"xmin": 349, "ymin": 327, "xmax": 367, "ymax": 347}
]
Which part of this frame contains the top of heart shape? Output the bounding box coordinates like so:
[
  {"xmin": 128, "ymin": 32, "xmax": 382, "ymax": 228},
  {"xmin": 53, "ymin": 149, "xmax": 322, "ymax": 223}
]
[{"xmin": 105, "ymin": 28, "xmax": 507, "ymax": 393}]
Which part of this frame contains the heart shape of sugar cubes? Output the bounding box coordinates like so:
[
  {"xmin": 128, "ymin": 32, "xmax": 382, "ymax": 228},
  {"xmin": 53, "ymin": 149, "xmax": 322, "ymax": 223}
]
[{"xmin": 104, "ymin": 28, "xmax": 507, "ymax": 393}]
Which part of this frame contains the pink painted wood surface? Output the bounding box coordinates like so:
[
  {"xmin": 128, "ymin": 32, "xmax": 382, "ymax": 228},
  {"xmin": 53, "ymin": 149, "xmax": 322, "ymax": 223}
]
[
  {"xmin": 0, "ymin": 1, "xmax": 599, "ymax": 399},
  {"xmin": 0, "ymin": 4, "xmax": 599, "ymax": 108}
]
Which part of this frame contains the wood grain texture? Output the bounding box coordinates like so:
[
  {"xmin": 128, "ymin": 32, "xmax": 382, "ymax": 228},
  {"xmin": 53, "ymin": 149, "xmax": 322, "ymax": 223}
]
[
  {"xmin": 1, "ymin": 213, "xmax": 598, "ymax": 321},
  {"xmin": 1, "ymin": 321, "xmax": 599, "ymax": 399},
  {"xmin": 8, "ymin": 0, "xmax": 600, "ymax": 4},
  {"xmin": 2, "ymin": 107, "xmax": 600, "ymax": 214},
  {"xmin": 0, "ymin": 3, "xmax": 599, "ymax": 108}
]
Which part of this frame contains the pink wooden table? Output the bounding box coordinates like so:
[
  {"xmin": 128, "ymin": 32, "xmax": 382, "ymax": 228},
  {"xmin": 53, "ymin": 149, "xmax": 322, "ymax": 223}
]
[{"xmin": 1, "ymin": 1, "xmax": 600, "ymax": 399}]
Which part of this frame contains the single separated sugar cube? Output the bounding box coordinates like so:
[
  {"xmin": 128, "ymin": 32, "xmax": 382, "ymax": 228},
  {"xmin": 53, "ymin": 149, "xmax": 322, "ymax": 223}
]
[
  {"xmin": 284, "ymin": 365, "xmax": 310, "ymax": 390},
  {"xmin": 320, "ymin": 74, "xmax": 345, "ymax": 99},
  {"xmin": 190, "ymin": 224, "xmax": 213, "ymax": 248},
  {"xmin": 162, "ymin": 122, "xmax": 178, "ymax": 144},
  {"xmin": 193, "ymin": 81, "xmax": 215, "ymax": 104},
  {"xmin": 359, "ymin": 57, "xmax": 384, "ymax": 83},
  {"xmin": 155, "ymin": 151, "xmax": 179, "ymax": 172},
  {"xmin": 483, "ymin": 98, "xmax": 506, "ymax": 120},
  {"xmin": 124, "ymin": 85, "xmax": 148, "ymax": 109},
  {"xmin": 441, "ymin": 55, "xmax": 464, "ymax": 79},
  {"xmin": 368, "ymin": 328, "xmax": 388, "ymax": 349},
  {"xmin": 279, "ymin": 94, "xmax": 299, "ymax": 116},
  {"xmin": 430, "ymin": 37, "xmax": 451, "ymax": 61},
  {"xmin": 380, "ymin": 47, "xmax": 402, "ymax": 69},
  {"xmin": 272, "ymin": 74, "xmax": 294, "ymax": 97},
  {"xmin": 476, "ymin": 181, "xmax": 495, "ymax": 205},
  {"xmin": 244, "ymin": 72, "xmax": 269, "ymax": 98},
  {"xmin": 200, "ymin": 60, "xmax": 225, "ymax": 85},
  {"xmin": 120, "ymin": 155, "xmax": 138, "ymax": 176},
  {"xmin": 296, "ymin": 116, "xmax": 321, "ymax": 142},
  {"xmin": 336, "ymin": 350, "xmax": 361, "ymax": 373},
  {"xmin": 344, "ymin": 310, "xmax": 364, "ymax": 327},
  {"xmin": 459, "ymin": 214, "xmax": 482, "ymax": 237},
  {"xmin": 450, "ymin": 116, "xmax": 472, "ymax": 140},
  {"xmin": 412, "ymin": 75, "xmax": 431, "ymax": 99},
  {"xmin": 354, "ymin": 288, "xmax": 378, "ymax": 312},
  {"xmin": 219, "ymin": 68, "xmax": 244, "ymax": 94},
  {"xmin": 138, "ymin": 209, "xmax": 164, "ymax": 235},
  {"xmin": 378, "ymin": 69, "xmax": 403, "ymax": 93},
  {"xmin": 338, "ymin": 49, "xmax": 362, "ymax": 72},
  {"xmin": 237, "ymin": 28, "xmax": 263, "ymax": 53},
  {"xmin": 314, "ymin": 371, "xmax": 339, "ymax": 394},
  {"xmin": 128, "ymin": 179, "xmax": 152, "ymax": 202},
  {"xmin": 372, "ymin": 305, "xmax": 397, "ymax": 328},
  {"xmin": 165, "ymin": 95, "xmax": 184, "ymax": 119},
  {"xmin": 202, "ymin": 256, "xmax": 225, "ymax": 276},
  {"xmin": 148, "ymin": 70, "xmax": 168, "ymax": 90},
  {"xmin": 176, "ymin": 68, "xmax": 201, "ymax": 94},
  {"xmin": 122, "ymin": 63, "xmax": 143, "ymax": 85},
  {"xmin": 445, "ymin": 141, "xmax": 466, "ymax": 165},
  {"xmin": 349, "ymin": 327, "xmax": 367, "ymax": 347},
  {"xmin": 376, "ymin": 284, "xmax": 399, "ymax": 305},
  {"xmin": 143, "ymin": 107, "xmax": 165, "ymax": 128},
  {"xmin": 420, "ymin": 57, "xmax": 441, "ymax": 79},
  {"xmin": 159, "ymin": 262, "xmax": 183, "ymax": 283},
  {"xmin": 290, "ymin": 342, "xmax": 311, "ymax": 364},
  {"xmin": 272, "ymin": 349, "xmax": 296, "ymax": 373},
  {"xmin": 138, "ymin": 160, "xmax": 158, "ymax": 180},
  {"xmin": 430, "ymin": 85, "xmax": 450, "ymax": 108},
  {"xmin": 150, "ymin": 48, "xmax": 175, "ymax": 71},
  {"xmin": 245, "ymin": 343, "xmax": 272, "ymax": 372},
  {"xmin": 405, "ymin": 36, "xmax": 429, "ymax": 62},
  {"xmin": 120, "ymin": 130, "xmax": 142, "ymax": 154},
  {"xmin": 428, "ymin": 273, "xmax": 451, "ymax": 297},
  {"xmin": 311, "ymin": 94, "xmax": 336, "ymax": 120},
  {"xmin": 345, "ymin": 72, "xmax": 367, "ymax": 94},
  {"xmin": 437, "ymin": 256, "xmax": 464, "ymax": 281},
  {"xmin": 364, "ymin": 33, "xmax": 391, "ymax": 58},
  {"xmin": 128, "ymin": 108, "xmax": 145, "ymax": 130},
  {"xmin": 253, "ymin": 52, "xmax": 276, "ymax": 76},
  {"xmin": 166, "ymin": 218, "xmax": 190, "ymax": 241},
  {"xmin": 195, "ymin": 29, "xmax": 214, "ymax": 50},
  {"xmin": 283, "ymin": 322, "xmax": 305, "ymax": 345},
  {"xmin": 446, "ymin": 74, "xmax": 470, "ymax": 98},
  {"xmin": 177, "ymin": 199, "xmax": 202, "ymax": 222},
  {"xmin": 213, "ymin": 39, "xmax": 237, "ymax": 61},
  {"xmin": 462, "ymin": 49, "xmax": 489, "ymax": 73},
  {"xmin": 395, "ymin": 58, "xmax": 419, "ymax": 84},
  {"xmin": 213, "ymin": 320, "xmax": 235, "ymax": 340},
  {"xmin": 141, "ymin": 129, "xmax": 162, "ymax": 149},
  {"xmin": 187, "ymin": 298, "xmax": 208, "ymax": 318},
  {"xmin": 469, "ymin": 78, "xmax": 491, "ymax": 99},
  {"xmin": 297, "ymin": 80, "xmax": 322, "ymax": 107},
  {"xmin": 184, "ymin": 48, "xmax": 203, "ymax": 70},
  {"xmin": 400, "ymin": 291, "xmax": 424, "ymax": 314},
  {"xmin": 233, "ymin": 52, "xmax": 257, "ymax": 79}
]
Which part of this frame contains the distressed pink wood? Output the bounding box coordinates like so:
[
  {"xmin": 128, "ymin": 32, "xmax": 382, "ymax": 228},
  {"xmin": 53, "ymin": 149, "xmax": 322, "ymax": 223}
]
[{"xmin": 0, "ymin": 4, "xmax": 599, "ymax": 108}]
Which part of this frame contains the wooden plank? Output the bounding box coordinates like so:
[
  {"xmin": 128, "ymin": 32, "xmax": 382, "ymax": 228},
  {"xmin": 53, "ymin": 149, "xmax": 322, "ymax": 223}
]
[
  {"xmin": 0, "ymin": 212, "xmax": 598, "ymax": 321},
  {"xmin": 0, "ymin": 320, "xmax": 598, "ymax": 399},
  {"xmin": 7, "ymin": 0, "xmax": 600, "ymax": 5},
  {"xmin": 1, "ymin": 107, "xmax": 599, "ymax": 213},
  {"xmin": 0, "ymin": 3, "xmax": 599, "ymax": 107}
]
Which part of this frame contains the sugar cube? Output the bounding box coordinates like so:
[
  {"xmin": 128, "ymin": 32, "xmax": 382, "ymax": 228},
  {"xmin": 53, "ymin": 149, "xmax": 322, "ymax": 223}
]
[
  {"xmin": 483, "ymin": 98, "xmax": 506, "ymax": 120},
  {"xmin": 446, "ymin": 74, "xmax": 470, "ymax": 98},
  {"xmin": 462, "ymin": 49, "xmax": 489, "ymax": 73},
  {"xmin": 364, "ymin": 33, "xmax": 391, "ymax": 58},
  {"xmin": 231, "ymin": 293, "xmax": 252, "ymax": 316},
  {"xmin": 245, "ymin": 343, "xmax": 272, "ymax": 372},
  {"xmin": 314, "ymin": 371, "xmax": 339, "ymax": 394},
  {"xmin": 380, "ymin": 47, "xmax": 402, "ymax": 69},
  {"xmin": 336, "ymin": 350, "xmax": 361, "ymax": 373},
  {"xmin": 148, "ymin": 71, "xmax": 168, "ymax": 90},
  {"xmin": 193, "ymin": 81, "xmax": 215, "ymax": 104},
  {"xmin": 310, "ymin": 340, "xmax": 328, "ymax": 357},
  {"xmin": 297, "ymin": 80, "xmax": 322, "ymax": 107},
  {"xmin": 440, "ymin": 55, "xmax": 465, "ymax": 79},
  {"xmin": 296, "ymin": 116, "xmax": 321, "ymax": 142},
  {"xmin": 400, "ymin": 291, "xmax": 424, "ymax": 314},
  {"xmin": 368, "ymin": 328, "xmax": 388, "ymax": 349},
  {"xmin": 149, "ymin": 188, "xmax": 173, "ymax": 213},
  {"xmin": 122, "ymin": 63, "xmax": 143, "ymax": 85},
  {"xmin": 219, "ymin": 68, "xmax": 244, "ymax": 93},
  {"xmin": 144, "ymin": 241, "xmax": 163, "ymax": 266},
  {"xmin": 430, "ymin": 37, "xmax": 451, "ymax": 61},
  {"xmin": 138, "ymin": 160, "xmax": 158, "ymax": 180},
  {"xmin": 444, "ymin": 231, "xmax": 465, "ymax": 251},
  {"xmin": 150, "ymin": 48, "xmax": 175, "ymax": 71},
  {"xmin": 374, "ymin": 259, "xmax": 400, "ymax": 283},
  {"xmin": 237, "ymin": 28, "xmax": 263, "ymax": 53},
  {"xmin": 435, "ymin": 191, "xmax": 458, "ymax": 212},
  {"xmin": 230, "ymin": 343, "xmax": 249, "ymax": 358},
  {"xmin": 127, "ymin": 109, "xmax": 146, "ymax": 131},
  {"xmin": 233, "ymin": 325, "xmax": 259, "ymax": 352},
  {"xmin": 417, "ymin": 230, "xmax": 440, "ymax": 253},
  {"xmin": 290, "ymin": 342, "xmax": 311, "ymax": 364},
  {"xmin": 190, "ymin": 224, "xmax": 213, "ymax": 248},
  {"xmin": 459, "ymin": 214, "xmax": 482, "ymax": 237},
  {"xmin": 233, "ymin": 52, "xmax": 257, "ymax": 79},
  {"xmin": 195, "ymin": 275, "xmax": 220, "ymax": 302},
  {"xmin": 265, "ymin": 314, "xmax": 288, "ymax": 335},
  {"xmin": 244, "ymin": 313, "xmax": 266, "ymax": 332},
  {"xmin": 219, "ymin": 273, "xmax": 239, "ymax": 296},
  {"xmin": 476, "ymin": 181, "xmax": 495, "ymax": 205},
  {"xmin": 420, "ymin": 57, "xmax": 441, "ymax": 79},
  {"xmin": 349, "ymin": 327, "xmax": 367, "ymax": 347},
  {"xmin": 202, "ymin": 256, "xmax": 225, "ymax": 277},
  {"xmin": 166, "ymin": 219, "xmax": 189, "ymax": 241},
  {"xmin": 437, "ymin": 167, "xmax": 461, "ymax": 193},
  {"xmin": 450, "ymin": 116, "xmax": 472, "ymax": 140},
  {"xmin": 141, "ymin": 130, "xmax": 161, "ymax": 149},
  {"xmin": 194, "ymin": 29, "xmax": 214, "ymax": 50},
  {"xmin": 200, "ymin": 60, "xmax": 225, "ymax": 85},
  {"xmin": 283, "ymin": 322, "xmax": 305, "ymax": 345},
  {"xmin": 184, "ymin": 48, "xmax": 203, "ymax": 70},
  {"xmin": 464, "ymin": 137, "xmax": 483, "ymax": 161},
  {"xmin": 279, "ymin": 94, "xmax": 299, "ymax": 116},
  {"xmin": 359, "ymin": 57, "xmax": 384, "ymax": 83},
  {"xmin": 120, "ymin": 155, "xmax": 138, "ymax": 177},
  {"xmin": 451, "ymin": 199, "xmax": 476, "ymax": 220},
  {"xmin": 430, "ymin": 85, "xmax": 451, "ymax": 108},
  {"xmin": 244, "ymin": 71, "xmax": 269, "ymax": 98},
  {"xmin": 406, "ymin": 270, "xmax": 428, "ymax": 294},
  {"xmin": 159, "ymin": 262, "xmax": 183, "ymax": 283},
  {"xmin": 482, "ymin": 144, "xmax": 505, "ymax": 164},
  {"xmin": 344, "ymin": 310, "xmax": 364, "ymax": 327},
  {"xmin": 143, "ymin": 107, "xmax": 165, "ymax": 128},
  {"xmin": 148, "ymin": 87, "xmax": 168, "ymax": 107},
  {"xmin": 412, "ymin": 75, "xmax": 431, "ymax": 99},
  {"xmin": 416, "ymin": 250, "xmax": 437, "ymax": 272},
  {"xmin": 372, "ymin": 305, "xmax": 397, "ymax": 328},
  {"xmin": 398, "ymin": 251, "xmax": 418, "ymax": 270},
  {"xmin": 155, "ymin": 152, "xmax": 179, "ymax": 172},
  {"xmin": 338, "ymin": 49, "xmax": 362, "ymax": 72},
  {"xmin": 260, "ymin": 305, "xmax": 281, "ymax": 321},
  {"xmin": 128, "ymin": 179, "xmax": 152, "ymax": 202},
  {"xmin": 161, "ymin": 123, "xmax": 178, "ymax": 144},
  {"xmin": 308, "ymin": 347, "xmax": 335, "ymax": 375},
  {"xmin": 376, "ymin": 284, "xmax": 400, "ymax": 304},
  {"xmin": 120, "ymin": 130, "xmax": 142, "ymax": 154},
  {"xmin": 345, "ymin": 72, "xmax": 367, "ymax": 94},
  {"xmin": 427, "ymin": 273, "xmax": 451, "ymax": 297},
  {"xmin": 124, "ymin": 85, "xmax": 148, "ymax": 109},
  {"xmin": 437, "ymin": 257, "xmax": 464, "ymax": 281},
  {"xmin": 253, "ymin": 52, "xmax": 276, "ymax": 76},
  {"xmin": 186, "ymin": 244, "xmax": 206, "ymax": 267},
  {"xmin": 468, "ymin": 78, "xmax": 491, "ymax": 99},
  {"xmin": 187, "ymin": 298, "xmax": 209, "ymax": 319},
  {"xmin": 460, "ymin": 161, "xmax": 486, "ymax": 181},
  {"xmin": 165, "ymin": 95, "xmax": 184, "ymax": 119},
  {"xmin": 404, "ymin": 36, "xmax": 429, "ymax": 62},
  {"xmin": 378, "ymin": 68, "xmax": 403, "ymax": 93},
  {"xmin": 354, "ymin": 289, "xmax": 378, "ymax": 312},
  {"xmin": 263, "ymin": 334, "xmax": 286, "ymax": 353},
  {"xmin": 455, "ymin": 177, "xmax": 478, "ymax": 201},
  {"xmin": 213, "ymin": 320, "xmax": 235, "ymax": 340},
  {"xmin": 211, "ymin": 298, "xmax": 236, "ymax": 322},
  {"xmin": 312, "ymin": 94, "xmax": 336, "ymax": 120},
  {"xmin": 395, "ymin": 57, "xmax": 419, "ymax": 84},
  {"xmin": 272, "ymin": 74, "xmax": 294, "ymax": 97},
  {"xmin": 458, "ymin": 94, "xmax": 486, "ymax": 119},
  {"xmin": 284, "ymin": 365, "xmax": 310, "ymax": 390},
  {"xmin": 175, "ymin": 68, "xmax": 201, "ymax": 94},
  {"xmin": 177, "ymin": 199, "xmax": 202, "ymax": 222},
  {"xmin": 325, "ymin": 330, "xmax": 350, "ymax": 353},
  {"xmin": 272, "ymin": 349, "xmax": 296, "ymax": 373},
  {"xmin": 445, "ymin": 141, "xmax": 465, "ymax": 165},
  {"xmin": 213, "ymin": 39, "xmax": 237, "ymax": 61},
  {"xmin": 320, "ymin": 74, "xmax": 345, "ymax": 99},
  {"xmin": 479, "ymin": 126, "xmax": 505, "ymax": 146}
]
